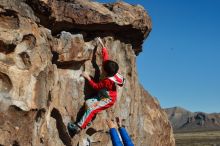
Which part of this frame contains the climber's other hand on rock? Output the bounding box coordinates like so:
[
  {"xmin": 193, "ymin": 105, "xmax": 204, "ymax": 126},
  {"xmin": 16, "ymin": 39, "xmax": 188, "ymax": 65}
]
[
  {"xmin": 81, "ymin": 72, "xmax": 91, "ymax": 80},
  {"xmin": 97, "ymin": 37, "xmax": 105, "ymax": 48},
  {"xmin": 106, "ymin": 119, "xmax": 117, "ymax": 129}
]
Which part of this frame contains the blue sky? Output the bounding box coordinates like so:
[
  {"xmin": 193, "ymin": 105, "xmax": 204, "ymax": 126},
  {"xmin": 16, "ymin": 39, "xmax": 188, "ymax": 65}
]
[{"xmin": 97, "ymin": 0, "xmax": 220, "ymax": 113}]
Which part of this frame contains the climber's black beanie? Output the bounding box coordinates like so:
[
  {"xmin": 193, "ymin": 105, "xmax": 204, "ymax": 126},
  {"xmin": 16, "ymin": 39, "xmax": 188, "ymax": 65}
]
[{"xmin": 103, "ymin": 60, "xmax": 119, "ymax": 77}]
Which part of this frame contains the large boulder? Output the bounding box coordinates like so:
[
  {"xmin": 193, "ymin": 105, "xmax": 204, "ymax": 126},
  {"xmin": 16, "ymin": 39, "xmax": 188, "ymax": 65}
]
[{"xmin": 0, "ymin": 0, "xmax": 175, "ymax": 146}]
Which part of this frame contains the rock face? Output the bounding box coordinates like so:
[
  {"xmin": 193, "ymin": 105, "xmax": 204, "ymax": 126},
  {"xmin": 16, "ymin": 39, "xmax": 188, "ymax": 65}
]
[
  {"xmin": 0, "ymin": 0, "xmax": 175, "ymax": 146},
  {"xmin": 165, "ymin": 107, "xmax": 220, "ymax": 132}
]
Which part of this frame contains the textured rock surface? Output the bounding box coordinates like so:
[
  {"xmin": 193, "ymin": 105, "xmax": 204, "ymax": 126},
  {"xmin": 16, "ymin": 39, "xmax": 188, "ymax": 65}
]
[{"xmin": 0, "ymin": 0, "xmax": 175, "ymax": 146}]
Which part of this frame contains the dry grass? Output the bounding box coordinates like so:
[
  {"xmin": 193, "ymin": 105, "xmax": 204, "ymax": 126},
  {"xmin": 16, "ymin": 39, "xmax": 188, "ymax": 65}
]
[{"xmin": 175, "ymin": 131, "xmax": 220, "ymax": 146}]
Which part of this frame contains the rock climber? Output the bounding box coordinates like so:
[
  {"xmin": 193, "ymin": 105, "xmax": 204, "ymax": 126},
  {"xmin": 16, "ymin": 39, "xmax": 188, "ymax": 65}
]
[{"xmin": 68, "ymin": 37, "xmax": 125, "ymax": 133}]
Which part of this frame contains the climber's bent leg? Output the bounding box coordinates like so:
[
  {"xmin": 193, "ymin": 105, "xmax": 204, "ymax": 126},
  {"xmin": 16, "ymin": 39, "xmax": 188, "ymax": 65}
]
[
  {"xmin": 85, "ymin": 98, "xmax": 99, "ymax": 108},
  {"xmin": 77, "ymin": 98, "xmax": 114, "ymax": 129}
]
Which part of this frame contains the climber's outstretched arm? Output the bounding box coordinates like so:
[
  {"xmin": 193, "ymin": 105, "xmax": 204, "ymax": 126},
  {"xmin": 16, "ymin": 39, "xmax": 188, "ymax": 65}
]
[
  {"xmin": 81, "ymin": 72, "xmax": 112, "ymax": 90},
  {"xmin": 97, "ymin": 37, "xmax": 109, "ymax": 61}
]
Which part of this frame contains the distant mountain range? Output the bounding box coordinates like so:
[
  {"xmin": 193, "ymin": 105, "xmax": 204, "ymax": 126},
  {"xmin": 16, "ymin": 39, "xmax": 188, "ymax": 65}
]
[{"xmin": 164, "ymin": 107, "xmax": 220, "ymax": 132}]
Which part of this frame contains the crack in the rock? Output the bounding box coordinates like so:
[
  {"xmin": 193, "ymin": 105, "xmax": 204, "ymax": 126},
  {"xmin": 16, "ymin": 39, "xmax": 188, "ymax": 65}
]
[
  {"xmin": 50, "ymin": 22, "xmax": 144, "ymax": 55},
  {"xmin": 51, "ymin": 108, "xmax": 72, "ymax": 146}
]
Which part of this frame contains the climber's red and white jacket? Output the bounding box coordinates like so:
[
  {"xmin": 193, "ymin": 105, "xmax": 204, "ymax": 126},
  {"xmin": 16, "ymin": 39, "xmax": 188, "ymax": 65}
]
[{"xmin": 88, "ymin": 47, "xmax": 125, "ymax": 102}]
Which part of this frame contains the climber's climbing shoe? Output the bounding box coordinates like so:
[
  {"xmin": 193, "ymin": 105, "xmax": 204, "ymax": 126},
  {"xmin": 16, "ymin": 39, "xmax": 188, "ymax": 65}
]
[{"xmin": 67, "ymin": 122, "xmax": 81, "ymax": 134}]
